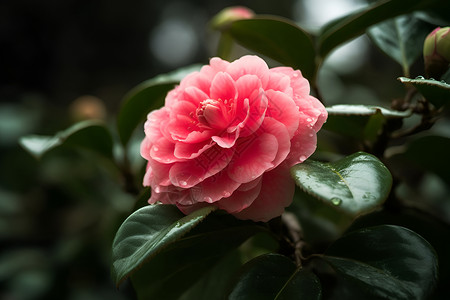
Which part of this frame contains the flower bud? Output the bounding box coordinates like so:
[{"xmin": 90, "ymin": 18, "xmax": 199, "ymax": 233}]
[
  {"xmin": 423, "ymin": 27, "xmax": 450, "ymax": 78},
  {"xmin": 210, "ymin": 6, "xmax": 254, "ymax": 31}
]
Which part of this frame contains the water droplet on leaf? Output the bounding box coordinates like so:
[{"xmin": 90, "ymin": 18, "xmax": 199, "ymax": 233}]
[
  {"xmin": 415, "ymin": 76, "xmax": 425, "ymax": 80},
  {"xmin": 331, "ymin": 197, "xmax": 342, "ymax": 206}
]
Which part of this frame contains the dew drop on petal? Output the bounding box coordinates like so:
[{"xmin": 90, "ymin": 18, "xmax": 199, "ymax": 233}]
[
  {"xmin": 306, "ymin": 118, "xmax": 312, "ymax": 123},
  {"xmin": 331, "ymin": 197, "xmax": 342, "ymax": 206},
  {"xmin": 293, "ymin": 73, "xmax": 299, "ymax": 77},
  {"xmin": 223, "ymin": 191, "xmax": 231, "ymax": 197},
  {"xmin": 154, "ymin": 186, "xmax": 161, "ymax": 193},
  {"xmin": 308, "ymin": 133, "xmax": 314, "ymax": 137},
  {"xmin": 180, "ymin": 180, "xmax": 188, "ymax": 187},
  {"xmin": 203, "ymin": 196, "xmax": 213, "ymax": 202},
  {"xmin": 153, "ymin": 146, "xmax": 159, "ymax": 152},
  {"xmin": 299, "ymin": 155, "xmax": 307, "ymax": 162}
]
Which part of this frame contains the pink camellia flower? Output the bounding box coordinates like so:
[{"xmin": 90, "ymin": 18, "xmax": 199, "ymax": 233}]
[{"xmin": 141, "ymin": 55, "xmax": 327, "ymax": 222}]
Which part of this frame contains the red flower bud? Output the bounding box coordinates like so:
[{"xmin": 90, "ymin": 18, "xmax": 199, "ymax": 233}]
[{"xmin": 211, "ymin": 6, "xmax": 254, "ymax": 30}]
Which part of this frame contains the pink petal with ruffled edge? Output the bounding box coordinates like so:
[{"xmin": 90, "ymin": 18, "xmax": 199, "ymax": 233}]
[
  {"xmin": 260, "ymin": 118, "xmax": 291, "ymax": 170},
  {"xmin": 226, "ymin": 55, "xmax": 270, "ymax": 88},
  {"xmin": 216, "ymin": 177, "xmax": 262, "ymax": 213},
  {"xmin": 178, "ymin": 72, "xmax": 212, "ymax": 97},
  {"xmin": 233, "ymin": 162, "xmax": 295, "ymax": 222},
  {"xmin": 210, "ymin": 72, "xmax": 237, "ymax": 103},
  {"xmin": 270, "ymin": 67, "xmax": 310, "ymax": 95},
  {"xmin": 182, "ymin": 86, "xmax": 209, "ymax": 106},
  {"xmin": 265, "ymin": 89, "xmax": 300, "ymax": 138},
  {"xmin": 143, "ymin": 160, "xmax": 172, "ymax": 188},
  {"xmin": 286, "ymin": 123, "xmax": 317, "ymax": 166},
  {"xmin": 190, "ymin": 171, "xmax": 241, "ymax": 203},
  {"xmin": 173, "ymin": 140, "xmax": 213, "ymax": 159},
  {"xmin": 227, "ymin": 75, "xmax": 267, "ymax": 137},
  {"xmin": 227, "ymin": 132, "xmax": 278, "ymax": 183},
  {"xmin": 169, "ymin": 146, "xmax": 234, "ymax": 188},
  {"xmin": 266, "ymin": 71, "xmax": 292, "ymax": 94},
  {"xmin": 150, "ymin": 137, "xmax": 177, "ymax": 163}
]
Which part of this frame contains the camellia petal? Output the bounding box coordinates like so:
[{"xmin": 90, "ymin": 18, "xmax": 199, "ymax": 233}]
[{"xmin": 233, "ymin": 162, "xmax": 295, "ymax": 222}]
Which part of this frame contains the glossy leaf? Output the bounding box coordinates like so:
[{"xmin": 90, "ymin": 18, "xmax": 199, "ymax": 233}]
[
  {"xmin": 349, "ymin": 209, "xmax": 450, "ymax": 299},
  {"xmin": 111, "ymin": 205, "xmax": 216, "ymax": 285},
  {"xmin": 229, "ymin": 16, "xmax": 316, "ymax": 80},
  {"xmin": 398, "ymin": 77, "xmax": 450, "ymax": 108},
  {"xmin": 367, "ymin": 15, "xmax": 432, "ymax": 76},
  {"xmin": 290, "ymin": 152, "xmax": 392, "ymax": 217},
  {"xmin": 228, "ymin": 253, "xmax": 321, "ymax": 300},
  {"xmin": 179, "ymin": 250, "xmax": 242, "ymax": 300},
  {"xmin": 322, "ymin": 225, "xmax": 438, "ymax": 299},
  {"xmin": 117, "ymin": 64, "xmax": 202, "ymax": 146},
  {"xmin": 318, "ymin": 0, "xmax": 440, "ymax": 59},
  {"xmin": 324, "ymin": 105, "xmax": 411, "ymax": 140},
  {"xmin": 129, "ymin": 211, "xmax": 269, "ymax": 299},
  {"xmin": 19, "ymin": 120, "xmax": 113, "ymax": 160},
  {"xmin": 288, "ymin": 188, "xmax": 354, "ymax": 246}
]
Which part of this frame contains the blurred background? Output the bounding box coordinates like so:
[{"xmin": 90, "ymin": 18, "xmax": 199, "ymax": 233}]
[{"xmin": 0, "ymin": 0, "xmax": 438, "ymax": 299}]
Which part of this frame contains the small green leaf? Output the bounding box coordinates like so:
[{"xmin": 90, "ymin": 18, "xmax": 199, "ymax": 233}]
[
  {"xmin": 19, "ymin": 120, "xmax": 113, "ymax": 160},
  {"xmin": 290, "ymin": 152, "xmax": 392, "ymax": 217},
  {"xmin": 322, "ymin": 225, "xmax": 438, "ymax": 299},
  {"xmin": 398, "ymin": 77, "xmax": 450, "ymax": 108},
  {"xmin": 128, "ymin": 210, "xmax": 268, "ymax": 299},
  {"xmin": 228, "ymin": 253, "xmax": 321, "ymax": 300},
  {"xmin": 229, "ymin": 16, "xmax": 316, "ymax": 81},
  {"xmin": 324, "ymin": 105, "xmax": 411, "ymax": 140},
  {"xmin": 367, "ymin": 15, "xmax": 432, "ymax": 76},
  {"xmin": 117, "ymin": 64, "xmax": 202, "ymax": 146},
  {"xmin": 111, "ymin": 205, "xmax": 216, "ymax": 285},
  {"xmin": 318, "ymin": 0, "xmax": 440, "ymax": 59}
]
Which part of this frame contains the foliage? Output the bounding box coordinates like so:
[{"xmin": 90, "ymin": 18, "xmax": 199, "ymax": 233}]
[{"xmin": 15, "ymin": 0, "xmax": 450, "ymax": 299}]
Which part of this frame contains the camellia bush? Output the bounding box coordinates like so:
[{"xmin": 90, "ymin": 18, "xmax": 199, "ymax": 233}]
[{"xmin": 20, "ymin": 0, "xmax": 450, "ymax": 299}]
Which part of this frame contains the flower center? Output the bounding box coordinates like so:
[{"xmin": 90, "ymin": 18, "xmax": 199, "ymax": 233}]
[{"xmin": 196, "ymin": 99, "xmax": 230, "ymax": 129}]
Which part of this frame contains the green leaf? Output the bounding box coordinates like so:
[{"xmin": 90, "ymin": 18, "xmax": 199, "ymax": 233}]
[
  {"xmin": 288, "ymin": 188, "xmax": 354, "ymax": 245},
  {"xmin": 111, "ymin": 205, "xmax": 216, "ymax": 285},
  {"xmin": 290, "ymin": 152, "xmax": 392, "ymax": 217},
  {"xmin": 179, "ymin": 250, "xmax": 242, "ymax": 300},
  {"xmin": 318, "ymin": 0, "xmax": 440, "ymax": 59},
  {"xmin": 228, "ymin": 253, "xmax": 321, "ymax": 300},
  {"xmin": 129, "ymin": 211, "xmax": 269, "ymax": 299},
  {"xmin": 322, "ymin": 225, "xmax": 438, "ymax": 299},
  {"xmin": 398, "ymin": 77, "xmax": 450, "ymax": 108},
  {"xmin": 324, "ymin": 105, "xmax": 411, "ymax": 140},
  {"xmin": 229, "ymin": 16, "xmax": 316, "ymax": 81},
  {"xmin": 388, "ymin": 135, "xmax": 450, "ymax": 185},
  {"xmin": 117, "ymin": 64, "xmax": 202, "ymax": 146},
  {"xmin": 367, "ymin": 15, "xmax": 432, "ymax": 76},
  {"xmin": 19, "ymin": 120, "xmax": 113, "ymax": 160}
]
